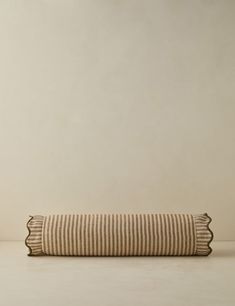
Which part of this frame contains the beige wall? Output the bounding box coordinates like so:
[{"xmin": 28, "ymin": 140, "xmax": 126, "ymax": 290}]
[{"xmin": 0, "ymin": 0, "xmax": 234, "ymax": 240}]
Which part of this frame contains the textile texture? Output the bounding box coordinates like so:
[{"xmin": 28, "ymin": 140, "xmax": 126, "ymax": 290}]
[{"xmin": 25, "ymin": 213, "xmax": 213, "ymax": 256}]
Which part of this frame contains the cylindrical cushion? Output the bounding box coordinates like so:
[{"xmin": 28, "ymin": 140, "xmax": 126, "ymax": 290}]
[{"xmin": 25, "ymin": 213, "xmax": 213, "ymax": 256}]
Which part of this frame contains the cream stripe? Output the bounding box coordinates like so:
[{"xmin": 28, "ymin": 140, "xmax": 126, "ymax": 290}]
[
  {"xmin": 116, "ymin": 214, "xmax": 118, "ymax": 256},
  {"xmin": 101, "ymin": 214, "xmax": 104, "ymax": 256},
  {"xmin": 69, "ymin": 215, "xmax": 73, "ymax": 255},
  {"xmin": 47, "ymin": 216, "xmax": 51, "ymax": 254},
  {"xmin": 178, "ymin": 214, "xmax": 183, "ymax": 255},
  {"xmin": 183, "ymin": 214, "xmax": 188, "ymax": 255},
  {"xmin": 123, "ymin": 215, "xmax": 126, "ymax": 256},
  {"xmin": 165, "ymin": 214, "xmax": 169, "ymax": 255},
  {"xmin": 144, "ymin": 215, "xmax": 148, "ymax": 256},
  {"xmin": 80, "ymin": 214, "xmax": 84, "ymax": 256},
  {"xmin": 129, "ymin": 214, "xmax": 133, "ymax": 255},
  {"xmin": 51, "ymin": 215, "xmax": 55, "ymax": 255},
  {"xmin": 108, "ymin": 214, "xmax": 112, "ymax": 255}
]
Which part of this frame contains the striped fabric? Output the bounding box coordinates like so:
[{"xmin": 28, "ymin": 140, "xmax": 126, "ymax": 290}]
[
  {"xmin": 25, "ymin": 213, "xmax": 213, "ymax": 256},
  {"xmin": 193, "ymin": 214, "xmax": 213, "ymax": 255},
  {"xmin": 25, "ymin": 215, "xmax": 44, "ymax": 256}
]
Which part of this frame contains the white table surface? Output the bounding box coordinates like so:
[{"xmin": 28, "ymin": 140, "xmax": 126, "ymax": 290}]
[{"xmin": 0, "ymin": 241, "xmax": 234, "ymax": 306}]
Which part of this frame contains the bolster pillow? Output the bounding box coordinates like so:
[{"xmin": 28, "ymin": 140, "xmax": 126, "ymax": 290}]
[{"xmin": 25, "ymin": 213, "xmax": 213, "ymax": 256}]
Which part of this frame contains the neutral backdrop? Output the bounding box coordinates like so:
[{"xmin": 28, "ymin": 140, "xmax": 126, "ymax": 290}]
[{"xmin": 0, "ymin": 0, "xmax": 234, "ymax": 241}]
